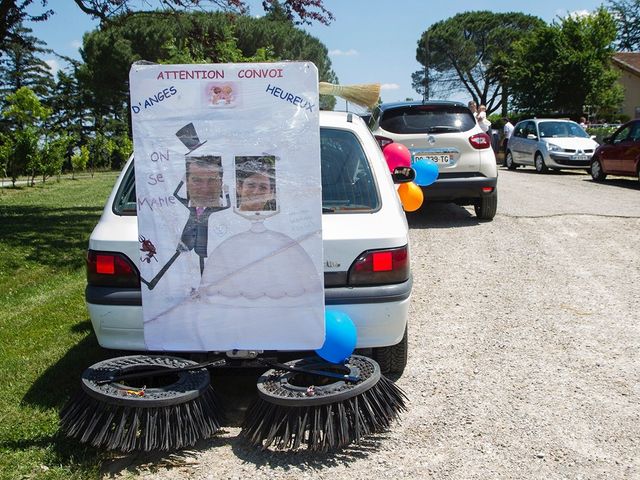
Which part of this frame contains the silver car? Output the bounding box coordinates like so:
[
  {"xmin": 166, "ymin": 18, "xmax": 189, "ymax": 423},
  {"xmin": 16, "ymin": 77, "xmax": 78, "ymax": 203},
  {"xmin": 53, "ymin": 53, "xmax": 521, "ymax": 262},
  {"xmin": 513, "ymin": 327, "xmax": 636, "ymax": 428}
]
[{"xmin": 505, "ymin": 119, "xmax": 599, "ymax": 173}]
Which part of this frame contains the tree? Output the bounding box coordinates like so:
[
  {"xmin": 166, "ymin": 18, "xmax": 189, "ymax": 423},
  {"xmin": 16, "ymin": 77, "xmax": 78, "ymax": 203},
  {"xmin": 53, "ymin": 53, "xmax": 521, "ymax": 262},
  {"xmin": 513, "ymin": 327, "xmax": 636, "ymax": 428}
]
[
  {"xmin": 1, "ymin": 86, "xmax": 51, "ymax": 184},
  {"xmin": 0, "ymin": 0, "xmax": 332, "ymax": 55},
  {"xmin": 2, "ymin": 85, "xmax": 51, "ymax": 130},
  {"xmin": 414, "ymin": 11, "xmax": 544, "ymax": 114},
  {"xmin": 0, "ymin": 0, "xmax": 53, "ymax": 55},
  {"xmin": 38, "ymin": 134, "xmax": 71, "ymax": 183},
  {"xmin": 70, "ymin": 144, "xmax": 89, "ymax": 179},
  {"xmin": 607, "ymin": 0, "xmax": 640, "ymax": 50},
  {"xmin": 48, "ymin": 69, "xmax": 90, "ymax": 143},
  {"xmin": 508, "ymin": 8, "xmax": 623, "ymax": 117},
  {"xmin": 87, "ymin": 133, "xmax": 114, "ymax": 176},
  {"xmin": 0, "ymin": 24, "xmax": 54, "ymax": 104},
  {"xmin": 76, "ymin": 10, "xmax": 338, "ymax": 137},
  {"xmin": 5, "ymin": 126, "xmax": 38, "ymax": 186}
]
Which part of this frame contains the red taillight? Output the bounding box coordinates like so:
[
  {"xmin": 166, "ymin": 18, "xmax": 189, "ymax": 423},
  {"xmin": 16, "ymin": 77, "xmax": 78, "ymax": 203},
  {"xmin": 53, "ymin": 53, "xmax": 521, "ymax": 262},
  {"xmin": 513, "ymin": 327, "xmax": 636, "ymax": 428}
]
[
  {"xmin": 374, "ymin": 135, "xmax": 394, "ymax": 149},
  {"xmin": 87, "ymin": 250, "xmax": 140, "ymax": 288},
  {"xmin": 482, "ymin": 187, "xmax": 494, "ymax": 193},
  {"xmin": 469, "ymin": 132, "xmax": 491, "ymax": 149},
  {"xmin": 96, "ymin": 255, "xmax": 115, "ymax": 274},
  {"xmin": 372, "ymin": 251, "xmax": 393, "ymax": 271},
  {"xmin": 349, "ymin": 245, "xmax": 409, "ymax": 286}
]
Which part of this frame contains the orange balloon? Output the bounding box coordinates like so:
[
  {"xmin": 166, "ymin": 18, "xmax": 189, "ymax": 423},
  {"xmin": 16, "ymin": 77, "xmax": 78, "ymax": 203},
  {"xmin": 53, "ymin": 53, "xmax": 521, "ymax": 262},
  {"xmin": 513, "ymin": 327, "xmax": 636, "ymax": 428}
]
[{"xmin": 397, "ymin": 182, "xmax": 424, "ymax": 212}]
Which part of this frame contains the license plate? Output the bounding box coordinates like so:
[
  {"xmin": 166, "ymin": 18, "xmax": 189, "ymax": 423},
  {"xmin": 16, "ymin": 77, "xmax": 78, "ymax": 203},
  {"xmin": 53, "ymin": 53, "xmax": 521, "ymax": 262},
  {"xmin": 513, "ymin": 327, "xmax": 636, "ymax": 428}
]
[
  {"xmin": 570, "ymin": 155, "xmax": 589, "ymax": 160},
  {"xmin": 414, "ymin": 154, "xmax": 450, "ymax": 164}
]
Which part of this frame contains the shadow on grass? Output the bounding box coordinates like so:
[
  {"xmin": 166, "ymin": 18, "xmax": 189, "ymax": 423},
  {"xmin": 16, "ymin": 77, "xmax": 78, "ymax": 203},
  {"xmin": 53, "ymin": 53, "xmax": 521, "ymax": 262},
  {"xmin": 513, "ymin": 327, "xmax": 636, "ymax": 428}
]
[
  {"xmin": 22, "ymin": 325, "xmax": 113, "ymax": 410},
  {"xmin": 0, "ymin": 205, "xmax": 103, "ymax": 270}
]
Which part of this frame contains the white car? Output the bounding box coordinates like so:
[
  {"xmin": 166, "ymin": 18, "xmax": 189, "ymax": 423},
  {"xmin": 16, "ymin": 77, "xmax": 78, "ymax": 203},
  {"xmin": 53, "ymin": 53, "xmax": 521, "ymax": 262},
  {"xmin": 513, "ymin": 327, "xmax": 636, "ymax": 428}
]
[
  {"xmin": 369, "ymin": 101, "xmax": 498, "ymax": 220},
  {"xmin": 505, "ymin": 119, "xmax": 599, "ymax": 172},
  {"xmin": 85, "ymin": 111, "xmax": 412, "ymax": 373}
]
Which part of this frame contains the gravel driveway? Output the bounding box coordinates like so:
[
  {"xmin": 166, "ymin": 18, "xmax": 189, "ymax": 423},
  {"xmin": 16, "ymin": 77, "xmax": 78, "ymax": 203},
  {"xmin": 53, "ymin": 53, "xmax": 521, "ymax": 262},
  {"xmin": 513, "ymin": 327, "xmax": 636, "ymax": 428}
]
[{"xmin": 106, "ymin": 169, "xmax": 640, "ymax": 479}]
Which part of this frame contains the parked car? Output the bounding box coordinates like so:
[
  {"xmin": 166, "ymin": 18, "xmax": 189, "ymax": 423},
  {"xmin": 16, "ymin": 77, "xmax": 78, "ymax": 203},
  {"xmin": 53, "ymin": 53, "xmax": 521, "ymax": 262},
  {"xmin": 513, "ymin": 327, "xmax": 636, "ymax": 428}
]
[
  {"xmin": 590, "ymin": 119, "xmax": 640, "ymax": 182},
  {"xmin": 85, "ymin": 111, "xmax": 412, "ymax": 373},
  {"xmin": 505, "ymin": 119, "xmax": 599, "ymax": 173},
  {"xmin": 369, "ymin": 101, "xmax": 498, "ymax": 221}
]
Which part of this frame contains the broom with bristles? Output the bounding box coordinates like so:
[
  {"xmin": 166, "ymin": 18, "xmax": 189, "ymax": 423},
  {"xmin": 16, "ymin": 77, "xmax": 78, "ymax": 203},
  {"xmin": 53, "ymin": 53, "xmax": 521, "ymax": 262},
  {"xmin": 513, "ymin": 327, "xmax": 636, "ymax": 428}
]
[
  {"xmin": 60, "ymin": 355, "xmax": 223, "ymax": 452},
  {"xmin": 241, "ymin": 355, "xmax": 407, "ymax": 451},
  {"xmin": 319, "ymin": 82, "xmax": 380, "ymax": 109}
]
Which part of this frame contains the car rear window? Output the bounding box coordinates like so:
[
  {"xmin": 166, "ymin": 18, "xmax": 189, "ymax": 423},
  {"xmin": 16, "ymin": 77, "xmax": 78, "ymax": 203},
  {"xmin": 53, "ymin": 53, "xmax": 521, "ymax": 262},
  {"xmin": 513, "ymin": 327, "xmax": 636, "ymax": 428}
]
[
  {"xmin": 320, "ymin": 128, "xmax": 379, "ymax": 212},
  {"xmin": 379, "ymin": 104, "xmax": 476, "ymax": 134},
  {"xmin": 113, "ymin": 127, "xmax": 380, "ymax": 216},
  {"xmin": 113, "ymin": 162, "xmax": 137, "ymax": 215}
]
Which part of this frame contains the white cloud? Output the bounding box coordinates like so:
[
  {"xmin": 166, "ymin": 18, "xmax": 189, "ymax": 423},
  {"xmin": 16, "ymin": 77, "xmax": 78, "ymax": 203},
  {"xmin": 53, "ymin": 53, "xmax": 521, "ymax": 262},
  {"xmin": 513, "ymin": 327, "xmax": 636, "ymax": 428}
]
[
  {"xmin": 380, "ymin": 83, "xmax": 400, "ymax": 91},
  {"xmin": 329, "ymin": 49, "xmax": 358, "ymax": 57},
  {"xmin": 556, "ymin": 9, "xmax": 591, "ymax": 19},
  {"xmin": 71, "ymin": 40, "xmax": 82, "ymax": 50},
  {"xmin": 569, "ymin": 9, "xmax": 591, "ymax": 17},
  {"xmin": 45, "ymin": 59, "xmax": 60, "ymax": 75}
]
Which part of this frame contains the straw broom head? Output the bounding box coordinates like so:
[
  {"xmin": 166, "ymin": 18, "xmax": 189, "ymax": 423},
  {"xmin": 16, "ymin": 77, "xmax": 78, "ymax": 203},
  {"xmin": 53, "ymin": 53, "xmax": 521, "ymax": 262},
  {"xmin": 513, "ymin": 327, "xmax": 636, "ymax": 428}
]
[{"xmin": 319, "ymin": 82, "xmax": 381, "ymax": 109}]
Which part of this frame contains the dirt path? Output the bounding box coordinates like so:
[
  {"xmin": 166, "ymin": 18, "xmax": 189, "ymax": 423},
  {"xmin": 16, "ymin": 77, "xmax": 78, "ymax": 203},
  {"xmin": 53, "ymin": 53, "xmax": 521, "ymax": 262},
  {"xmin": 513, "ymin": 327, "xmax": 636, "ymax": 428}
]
[{"xmin": 105, "ymin": 169, "xmax": 640, "ymax": 479}]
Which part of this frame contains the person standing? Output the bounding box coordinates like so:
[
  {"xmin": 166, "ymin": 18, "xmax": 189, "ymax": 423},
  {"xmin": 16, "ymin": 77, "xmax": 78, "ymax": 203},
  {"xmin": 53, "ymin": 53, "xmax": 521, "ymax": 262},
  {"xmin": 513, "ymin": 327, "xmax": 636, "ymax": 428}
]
[
  {"xmin": 502, "ymin": 117, "xmax": 514, "ymax": 152},
  {"xmin": 477, "ymin": 105, "xmax": 491, "ymax": 133},
  {"xmin": 468, "ymin": 100, "xmax": 478, "ymax": 116}
]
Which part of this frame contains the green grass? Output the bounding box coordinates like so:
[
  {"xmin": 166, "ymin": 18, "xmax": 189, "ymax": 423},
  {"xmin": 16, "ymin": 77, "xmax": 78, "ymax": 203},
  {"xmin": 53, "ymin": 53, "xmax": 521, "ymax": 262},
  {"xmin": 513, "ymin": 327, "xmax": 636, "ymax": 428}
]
[{"xmin": 0, "ymin": 173, "xmax": 121, "ymax": 479}]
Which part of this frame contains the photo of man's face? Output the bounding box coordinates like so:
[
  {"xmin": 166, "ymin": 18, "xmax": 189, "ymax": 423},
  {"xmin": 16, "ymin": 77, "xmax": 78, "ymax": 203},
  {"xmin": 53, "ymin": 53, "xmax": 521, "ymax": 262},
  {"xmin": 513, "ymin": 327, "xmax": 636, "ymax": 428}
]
[
  {"xmin": 186, "ymin": 157, "xmax": 223, "ymax": 207},
  {"xmin": 235, "ymin": 156, "xmax": 276, "ymax": 212}
]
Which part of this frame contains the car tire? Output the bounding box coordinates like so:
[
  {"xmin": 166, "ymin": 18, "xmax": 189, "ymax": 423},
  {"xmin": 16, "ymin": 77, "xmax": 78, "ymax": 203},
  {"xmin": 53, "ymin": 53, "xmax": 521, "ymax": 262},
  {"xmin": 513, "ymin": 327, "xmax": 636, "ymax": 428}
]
[
  {"xmin": 370, "ymin": 325, "xmax": 408, "ymax": 375},
  {"xmin": 505, "ymin": 151, "xmax": 517, "ymax": 170},
  {"xmin": 534, "ymin": 152, "xmax": 548, "ymax": 173},
  {"xmin": 474, "ymin": 189, "xmax": 497, "ymax": 221},
  {"xmin": 590, "ymin": 157, "xmax": 607, "ymax": 181}
]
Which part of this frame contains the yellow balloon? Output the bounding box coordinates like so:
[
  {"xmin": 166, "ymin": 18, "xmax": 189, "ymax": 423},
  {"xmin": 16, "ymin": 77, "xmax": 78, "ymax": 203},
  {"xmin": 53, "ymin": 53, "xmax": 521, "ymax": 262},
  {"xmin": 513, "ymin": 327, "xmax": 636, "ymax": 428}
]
[{"xmin": 397, "ymin": 182, "xmax": 424, "ymax": 212}]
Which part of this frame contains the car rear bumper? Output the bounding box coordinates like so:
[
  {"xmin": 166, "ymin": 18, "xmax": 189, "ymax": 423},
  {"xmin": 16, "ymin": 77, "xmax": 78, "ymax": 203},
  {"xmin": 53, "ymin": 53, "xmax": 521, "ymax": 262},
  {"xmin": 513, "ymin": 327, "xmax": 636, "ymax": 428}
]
[
  {"xmin": 86, "ymin": 277, "xmax": 411, "ymax": 351},
  {"xmin": 421, "ymin": 174, "xmax": 497, "ymax": 202}
]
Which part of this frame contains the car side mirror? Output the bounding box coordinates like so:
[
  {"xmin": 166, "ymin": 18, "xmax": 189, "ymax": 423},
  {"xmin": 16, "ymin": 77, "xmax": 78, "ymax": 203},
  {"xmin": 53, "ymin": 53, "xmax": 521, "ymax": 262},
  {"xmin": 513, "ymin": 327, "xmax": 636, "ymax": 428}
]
[
  {"xmin": 590, "ymin": 135, "xmax": 597, "ymax": 140},
  {"xmin": 526, "ymin": 134, "xmax": 537, "ymax": 140},
  {"xmin": 603, "ymin": 136, "xmax": 612, "ymax": 144},
  {"xmin": 391, "ymin": 166, "xmax": 416, "ymax": 184}
]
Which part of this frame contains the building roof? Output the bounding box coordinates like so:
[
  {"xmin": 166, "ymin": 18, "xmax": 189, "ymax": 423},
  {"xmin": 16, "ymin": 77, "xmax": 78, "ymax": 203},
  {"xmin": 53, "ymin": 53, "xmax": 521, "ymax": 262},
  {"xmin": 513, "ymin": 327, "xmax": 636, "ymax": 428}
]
[{"xmin": 612, "ymin": 52, "xmax": 640, "ymax": 77}]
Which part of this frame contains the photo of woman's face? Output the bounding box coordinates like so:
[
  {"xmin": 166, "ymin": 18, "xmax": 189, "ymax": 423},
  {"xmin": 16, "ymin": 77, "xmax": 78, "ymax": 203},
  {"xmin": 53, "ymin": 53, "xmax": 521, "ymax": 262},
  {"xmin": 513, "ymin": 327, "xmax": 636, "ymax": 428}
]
[
  {"xmin": 237, "ymin": 172, "xmax": 274, "ymax": 211},
  {"xmin": 234, "ymin": 155, "xmax": 276, "ymax": 212}
]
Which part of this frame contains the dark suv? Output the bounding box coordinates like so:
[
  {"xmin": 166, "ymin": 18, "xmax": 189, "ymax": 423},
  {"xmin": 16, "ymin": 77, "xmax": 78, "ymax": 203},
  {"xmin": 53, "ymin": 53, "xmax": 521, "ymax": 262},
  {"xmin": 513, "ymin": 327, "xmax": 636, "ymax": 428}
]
[{"xmin": 370, "ymin": 101, "xmax": 498, "ymax": 220}]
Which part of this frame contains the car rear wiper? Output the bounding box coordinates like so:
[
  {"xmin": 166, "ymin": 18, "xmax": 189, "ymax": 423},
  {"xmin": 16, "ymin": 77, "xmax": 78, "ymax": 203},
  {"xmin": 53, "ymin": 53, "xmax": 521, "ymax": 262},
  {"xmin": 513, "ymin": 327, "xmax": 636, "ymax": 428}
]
[{"xmin": 426, "ymin": 125, "xmax": 461, "ymax": 133}]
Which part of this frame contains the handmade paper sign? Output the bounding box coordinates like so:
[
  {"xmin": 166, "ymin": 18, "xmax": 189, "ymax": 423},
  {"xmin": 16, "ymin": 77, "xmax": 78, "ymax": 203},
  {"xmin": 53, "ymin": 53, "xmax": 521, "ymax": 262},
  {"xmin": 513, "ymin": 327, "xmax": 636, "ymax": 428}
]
[{"xmin": 129, "ymin": 62, "xmax": 324, "ymax": 351}]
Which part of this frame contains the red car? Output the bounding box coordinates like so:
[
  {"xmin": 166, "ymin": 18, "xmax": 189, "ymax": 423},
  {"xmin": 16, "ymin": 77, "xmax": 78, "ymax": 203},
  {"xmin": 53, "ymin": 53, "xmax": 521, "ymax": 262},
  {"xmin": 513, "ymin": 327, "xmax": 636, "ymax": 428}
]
[{"xmin": 590, "ymin": 119, "xmax": 640, "ymax": 182}]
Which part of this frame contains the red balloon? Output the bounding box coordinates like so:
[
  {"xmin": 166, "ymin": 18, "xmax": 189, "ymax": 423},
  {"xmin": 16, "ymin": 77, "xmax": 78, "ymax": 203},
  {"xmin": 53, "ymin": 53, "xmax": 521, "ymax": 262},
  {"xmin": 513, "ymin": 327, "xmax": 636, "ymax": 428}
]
[{"xmin": 382, "ymin": 143, "xmax": 411, "ymax": 172}]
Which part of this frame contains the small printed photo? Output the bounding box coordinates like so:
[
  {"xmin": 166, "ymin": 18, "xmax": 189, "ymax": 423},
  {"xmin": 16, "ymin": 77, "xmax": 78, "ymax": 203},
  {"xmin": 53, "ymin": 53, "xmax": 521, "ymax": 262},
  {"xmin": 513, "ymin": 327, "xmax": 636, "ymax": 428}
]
[
  {"xmin": 235, "ymin": 155, "xmax": 277, "ymax": 213},
  {"xmin": 205, "ymin": 82, "xmax": 239, "ymax": 107}
]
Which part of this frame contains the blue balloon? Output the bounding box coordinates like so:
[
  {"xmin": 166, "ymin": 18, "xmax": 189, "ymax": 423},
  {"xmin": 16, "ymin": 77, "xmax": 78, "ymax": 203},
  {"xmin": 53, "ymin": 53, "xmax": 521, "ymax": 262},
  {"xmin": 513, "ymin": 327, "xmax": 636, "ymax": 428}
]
[
  {"xmin": 413, "ymin": 159, "xmax": 439, "ymax": 186},
  {"xmin": 315, "ymin": 310, "xmax": 357, "ymax": 364}
]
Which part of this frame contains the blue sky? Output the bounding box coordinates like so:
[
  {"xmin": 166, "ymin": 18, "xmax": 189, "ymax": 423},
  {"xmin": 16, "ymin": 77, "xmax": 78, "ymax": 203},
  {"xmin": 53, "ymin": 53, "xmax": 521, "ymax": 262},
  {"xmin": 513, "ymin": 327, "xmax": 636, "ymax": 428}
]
[{"xmin": 28, "ymin": 0, "xmax": 605, "ymax": 110}]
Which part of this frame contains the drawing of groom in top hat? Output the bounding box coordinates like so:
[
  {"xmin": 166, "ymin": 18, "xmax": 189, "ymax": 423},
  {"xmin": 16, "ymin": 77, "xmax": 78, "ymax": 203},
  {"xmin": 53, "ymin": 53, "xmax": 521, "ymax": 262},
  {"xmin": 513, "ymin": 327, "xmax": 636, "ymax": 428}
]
[{"xmin": 141, "ymin": 123, "xmax": 230, "ymax": 290}]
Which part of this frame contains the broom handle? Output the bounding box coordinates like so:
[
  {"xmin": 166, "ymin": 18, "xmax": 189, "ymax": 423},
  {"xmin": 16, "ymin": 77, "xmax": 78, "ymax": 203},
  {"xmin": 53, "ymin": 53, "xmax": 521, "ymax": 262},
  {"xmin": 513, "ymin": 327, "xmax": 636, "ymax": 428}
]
[
  {"xmin": 94, "ymin": 358, "xmax": 227, "ymax": 385},
  {"xmin": 258, "ymin": 359, "xmax": 360, "ymax": 383},
  {"xmin": 94, "ymin": 357, "xmax": 360, "ymax": 385}
]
